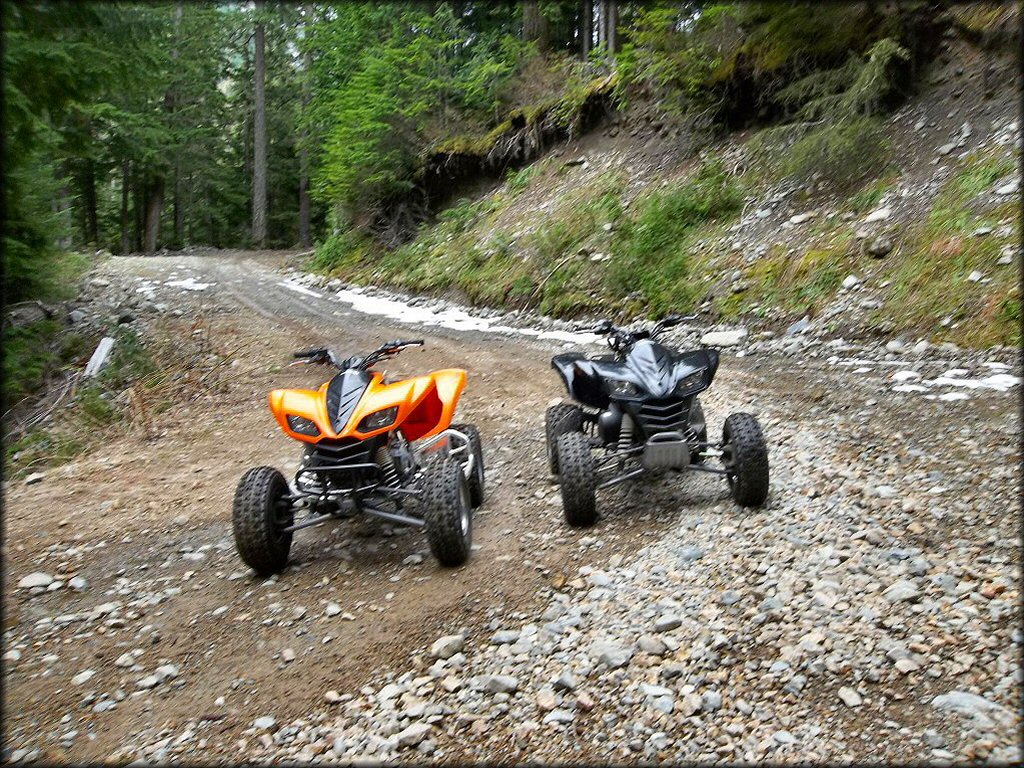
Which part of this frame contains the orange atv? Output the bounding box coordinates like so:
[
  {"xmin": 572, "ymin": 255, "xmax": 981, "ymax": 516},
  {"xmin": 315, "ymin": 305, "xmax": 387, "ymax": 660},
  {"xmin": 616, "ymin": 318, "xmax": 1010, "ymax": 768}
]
[{"xmin": 232, "ymin": 339, "xmax": 484, "ymax": 575}]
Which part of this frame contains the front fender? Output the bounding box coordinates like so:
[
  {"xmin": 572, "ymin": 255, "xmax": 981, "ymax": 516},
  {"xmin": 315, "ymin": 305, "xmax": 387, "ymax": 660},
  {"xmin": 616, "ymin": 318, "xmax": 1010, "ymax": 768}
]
[{"xmin": 551, "ymin": 354, "xmax": 609, "ymax": 409}]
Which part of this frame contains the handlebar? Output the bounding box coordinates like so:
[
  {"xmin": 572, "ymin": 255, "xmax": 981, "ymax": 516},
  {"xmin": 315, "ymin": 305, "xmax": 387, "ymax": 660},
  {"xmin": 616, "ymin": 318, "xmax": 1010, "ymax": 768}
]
[
  {"xmin": 290, "ymin": 339, "xmax": 424, "ymax": 370},
  {"xmin": 585, "ymin": 314, "xmax": 698, "ymax": 352}
]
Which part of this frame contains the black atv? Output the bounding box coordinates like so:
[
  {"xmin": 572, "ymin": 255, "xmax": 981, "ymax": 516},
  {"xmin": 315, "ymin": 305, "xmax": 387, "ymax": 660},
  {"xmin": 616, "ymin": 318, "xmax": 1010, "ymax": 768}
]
[{"xmin": 545, "ymin": 315, "xmax": 769, "ymax": 526}]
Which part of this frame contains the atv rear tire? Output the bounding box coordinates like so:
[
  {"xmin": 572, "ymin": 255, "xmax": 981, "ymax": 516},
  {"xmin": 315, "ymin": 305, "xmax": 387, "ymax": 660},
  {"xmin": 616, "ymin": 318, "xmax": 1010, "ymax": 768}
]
[
  {"xmin": 546, "ymin": 404, "xmax": 583, "ymax": 475},
  {"xmin": 452, "ymin": 422, "xmax": 485, "ymax": 507},
  {"xmin": 232, "ymin": 466, "xmax": 294, "ymax": 576},
  {"xmin": 689, "ymin": 397, "xmax": 708, "ymax": 464},
  {"xmin": 722, "ymin": 413, "xmax": 769, "ymax": 508},
  {"xmin": 556, "ymin": 430, "xmax": 597, "ymax": 527},
  {"xmin": 422, "ymin": 457, "xmax": 472, "ymax": 566}
]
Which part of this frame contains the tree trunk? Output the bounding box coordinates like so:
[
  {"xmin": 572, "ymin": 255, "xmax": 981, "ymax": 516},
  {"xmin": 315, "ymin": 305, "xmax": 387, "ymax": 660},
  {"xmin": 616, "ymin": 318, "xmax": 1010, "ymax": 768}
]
[
  {"xmin": 133, "ymin": 171, "xmax": 144, "ymax": 252},
  {"xmin": 298, "ymin": 13, "xmax": 312, "ymax": 248},
  {"xmin": 243, "ymin": 42, "xmax": 253, "ymax": 186},
  {"xmin": 144, "ymin": 177, "xmax": 164, "ymax": 254},
  {"xmin": 582, "ymin": 0, "xmax": 592, "ymax": 59},
  {"xmin": 171, "ymin": 3, "xmax": 184, "ymax": 248},
  {"xmin": 82, "ymin": 159, "xmax": 98, "ymax": 246},
  {"xmin": 598, "ymin": 0, "xmax": 617, "ymax": 53},
  {"xmin": 608, "ymin": 0, "xmax": 617, "ymax": 54},
  {"xmin": 120, "ymin": 159, "xmax": 131, "ymax": 254},
  {"xmin": 523, "ymin": 0, "xmax": 548, "ymax": 51},
  {"xmin": 252, "ymin": 7, "xmax": 268, "ymax": 248}
]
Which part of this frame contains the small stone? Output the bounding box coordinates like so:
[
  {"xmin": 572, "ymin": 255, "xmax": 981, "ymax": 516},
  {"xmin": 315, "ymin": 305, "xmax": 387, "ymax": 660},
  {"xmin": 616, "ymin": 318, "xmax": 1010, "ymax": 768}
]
[
  {"xmin": 4, "ymin": 649, "xmax": 22, "ymax": 662},
  {"xmin": 253, "ymin": 716, "xmax": 276, "ymax": 730},
  {"xmin": 967, "ymin": 270, "xmax": 984, "ymax": 282},
  {"xmin": 841, "ymin": 275, "xmax": 861, "ymax": 290},
  {"xmin": 702, "ymin": 691, "xmax": 723, "ymax": 712},
  {"xmin": 68, "ymin": 576, "xmax": 88, "ymax": 591},
  {"xmin": 867, "ymin": 237, "xmax": 893, "ymax": 258},
  {"xmin": 114, "ymin": 653, "xmax": 135, "ymax": 668},
  {"xmin": 774, "ymin": 730, "xmax": 797, "ymax": 745},
  {"xmin": 543, "ymin": 708, "xmax": 576, "ymax": 725},
  {"xmin": 895, "ymin": 658, "xmax": 920, "ymax": 674},
  {"xmin": 536, "ymin": 688, "xmax": 558, "ymax": 711},
  {"xmin": 638, "ymin": 635, "xmax": 667, "ymax": 656},
  {"xmin": 995, "ymin": 179, "xmax": 1019, "ymax": 195},
  {"xmin": 864, "ymin": 206, "xmax": 891, "ymax": 223},
  {"xmin": 937, "ymin": 143, "xmax": 956, "ymax": 156},
  {"xmin": 325, "ymin": 690, "xmax": 342, "ymax": 703},
  {"xmin": 395, "ymin": 723, "xmax": 432, "ymax": 748},
  {"xmin": 474, "ymin": 674, "xmax": 519, "ymax": 694},
  {"xmin": 719, "ymin": 590, "xmax": 742, "ymax": 606},
  {"xmin": 281, "ymin": 648, "xmax": 296, "ymax": 663},
  {"xmin": 430, "ymin": 635, "xmax": 464, "ymax": 660},
  {"xmin": 592, "ymin": 640, "xmax": 632, "ymax": 669},
  {"xmin": 23, "ymin": 472, "xmax": 45, "ymax": 486},
  {"xmin": 324, "ymin": 602, "xmax": 342, "ymax": 617},
  {"xmin": 554, "ymin": 671, "xmax": 577, "ymax": 691},
  {"xmin": 882, "ymin": 579, "xmax": 920, "ymax": 603},
  {"xmin": 491, "ymin": 630, "xmax": 519, "ymax": 645},
  {"xmin": 71, "ymin": 670, "xmax": 95, "ymax": 685},
  {"xmin": 654, "ymin": 614, "xmax": 682, "ymax": 633},
  {"xmin": 838, "ymin": 687, "xmax": 863, "ymax": 707},
  {"xmin": 137, "ymin": 675, "xmax": 160, "ymax": 689}
]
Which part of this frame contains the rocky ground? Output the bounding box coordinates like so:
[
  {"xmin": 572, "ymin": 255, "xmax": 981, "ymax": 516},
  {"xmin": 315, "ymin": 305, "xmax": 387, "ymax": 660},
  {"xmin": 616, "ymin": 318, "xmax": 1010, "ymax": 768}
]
[{"xmin": 2, "ymin": 251, "xmax": 1020, "ymax": 765}]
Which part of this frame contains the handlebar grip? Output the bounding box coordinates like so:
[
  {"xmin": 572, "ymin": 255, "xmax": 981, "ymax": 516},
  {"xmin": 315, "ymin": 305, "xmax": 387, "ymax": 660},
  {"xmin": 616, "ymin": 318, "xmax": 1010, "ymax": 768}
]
[{"xmin": 385, "ymin": 339, "xmax": 424, "ymax": 348}]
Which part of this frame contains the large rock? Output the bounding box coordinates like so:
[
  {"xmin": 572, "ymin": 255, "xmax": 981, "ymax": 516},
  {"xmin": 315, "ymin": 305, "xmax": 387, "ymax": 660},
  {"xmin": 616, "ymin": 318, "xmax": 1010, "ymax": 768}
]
[
  {"xmin": 430, "ymin": 635, "xmax": 464, "ymax": 660},
  {"xmin": 700, "ymin": 329, "xmax": 747, "ymax": 347},
  {"xmin": 932, "ymin": 691, "xmax": 1007, "ymax": 717},
  {"xmin": 17, "ymin": 572, "xmax": 53, "ymax": 589}
]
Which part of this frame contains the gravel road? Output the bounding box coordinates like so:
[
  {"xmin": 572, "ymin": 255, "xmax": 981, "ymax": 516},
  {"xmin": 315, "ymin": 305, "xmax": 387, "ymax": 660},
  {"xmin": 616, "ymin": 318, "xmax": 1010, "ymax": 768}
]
[{"xmin": 2, "ymin": 250, "xmax": 1019, "ymax": 764}]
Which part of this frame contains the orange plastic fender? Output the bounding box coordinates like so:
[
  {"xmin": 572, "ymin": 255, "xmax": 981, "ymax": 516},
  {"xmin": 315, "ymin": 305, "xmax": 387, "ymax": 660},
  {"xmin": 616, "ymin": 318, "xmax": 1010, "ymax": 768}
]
[
  {"xmin": 269, "ymin": 368, "xmax": 467, "ymax": 445},
  {"xmin": 416, "ymin": 368, "xmax": 466, "ymax": 440},
  {"xmin": 269, "ymin": 387, "xmax": 336, "ymax": 443}
]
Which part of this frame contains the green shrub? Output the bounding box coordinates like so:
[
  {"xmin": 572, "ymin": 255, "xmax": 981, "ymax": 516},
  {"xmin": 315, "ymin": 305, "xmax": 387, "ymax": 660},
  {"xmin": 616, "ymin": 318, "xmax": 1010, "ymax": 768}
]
[
  {"xmin": 777, "ymin": 118, "xmax": 890, "ymax": 189},
  {"xmin": 2, "ymin": 318, "xmax": 63, "ymax": 406},
  {"xmin": 607, "ymin": 161, "xmax": 743, "ymax": 316}
]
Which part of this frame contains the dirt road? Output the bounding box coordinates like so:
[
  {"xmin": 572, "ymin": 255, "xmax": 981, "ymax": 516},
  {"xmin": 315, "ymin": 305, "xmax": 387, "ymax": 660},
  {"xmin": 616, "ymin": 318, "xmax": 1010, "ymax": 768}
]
[{"xmin": 2, "ymin": 250, "xmax": 1019, "ymax": 764}]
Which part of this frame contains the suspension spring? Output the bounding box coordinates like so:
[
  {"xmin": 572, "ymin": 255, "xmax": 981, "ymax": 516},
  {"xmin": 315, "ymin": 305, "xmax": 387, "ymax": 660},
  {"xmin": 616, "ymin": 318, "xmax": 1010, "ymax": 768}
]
[
  {"xmin": 376, "ymin": 446, "xmax": 401, "ymax": 488},
  {"xmin": 617, "ymin": 416, "xmax": 633, "ymax": 453}
]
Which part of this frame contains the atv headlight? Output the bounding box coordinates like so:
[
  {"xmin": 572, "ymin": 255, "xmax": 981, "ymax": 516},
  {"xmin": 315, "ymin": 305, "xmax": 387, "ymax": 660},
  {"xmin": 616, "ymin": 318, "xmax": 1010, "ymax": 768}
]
[
  {"xmin": 357, "ymin": 406, "xmax": 398, "ymax": 433},
  {"xmin": 674, "ymin": 369, "xmax": 706, "ymax": 396},
  {"xmin": 607, "ymin": 379, "xmax": 641, "ymax": 398},
  {"xmin": 287, "ymin": 414, "xmax": 321, "ymax": 436}
]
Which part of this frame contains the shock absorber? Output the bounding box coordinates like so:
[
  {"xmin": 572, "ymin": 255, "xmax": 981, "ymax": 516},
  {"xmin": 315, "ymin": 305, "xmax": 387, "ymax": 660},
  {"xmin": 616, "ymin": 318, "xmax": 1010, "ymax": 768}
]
[
  {"xmin": 617, "ymin": 415, "xmax": 633, "ymax": 453},
  {"xmin": 375, "ymin": 445, "xmax": 401, "ymax": 488}
]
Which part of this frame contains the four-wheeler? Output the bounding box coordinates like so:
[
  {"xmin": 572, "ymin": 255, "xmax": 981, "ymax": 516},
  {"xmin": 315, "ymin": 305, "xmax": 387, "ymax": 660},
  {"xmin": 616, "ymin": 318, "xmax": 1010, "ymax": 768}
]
[
  {"xmin": 232, "ymin": 339, "xmax": 484, "ymax": 575},
  {"xmin": 545, "ymin": 315, "xmax": 769, "ymax": 527}
]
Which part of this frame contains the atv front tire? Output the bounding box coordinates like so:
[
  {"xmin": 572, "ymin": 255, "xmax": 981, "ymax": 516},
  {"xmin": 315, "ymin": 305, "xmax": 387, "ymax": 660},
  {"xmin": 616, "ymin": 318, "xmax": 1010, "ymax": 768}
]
[
  {"xmin": 556, "ymin": 430, "xmax": 597, "ymax": 527},
  {"xmin": 452, "ymin": 422, "xmax": 485, "ymax": 507},
  {"xmin": 232, "ymin": 466, "xmax": 294, "ymax": 576},
  {"xmin": 546, "ymin": 404, "xmax": 583, "ymax": 475},
  {"xmin": 422, "ymin": 457, "xmax": 472, "ymax": 567},
  {"xmin": 722, "ymin": 413, "xmax": 769, "ymax": 508}
]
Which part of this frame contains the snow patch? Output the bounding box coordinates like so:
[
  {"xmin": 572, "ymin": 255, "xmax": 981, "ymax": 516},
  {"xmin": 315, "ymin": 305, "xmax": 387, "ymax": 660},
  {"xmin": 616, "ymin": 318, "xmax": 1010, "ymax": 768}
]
[
  {"xmin": 279, "ymin": 280, "xmax": 600, "ymax": 345},
  {"xmin": 165, "ymin": 277, "xmax": 214, "ymax": 291}
]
